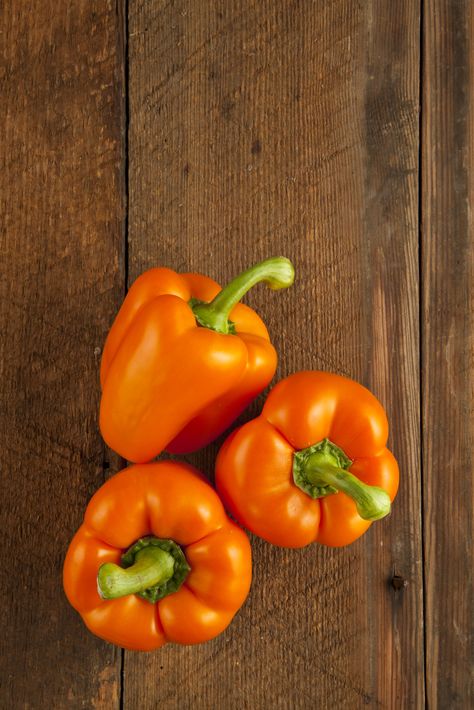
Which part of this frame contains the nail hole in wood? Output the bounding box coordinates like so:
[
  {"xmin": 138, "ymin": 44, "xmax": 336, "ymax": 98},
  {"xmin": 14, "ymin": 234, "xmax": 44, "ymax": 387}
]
[
  {"xmin": 251, "ymin": 138, "xmax": 261, "ymax": 155},
  {"xmin": 391, "ymin": 574, "xmax": 407, "ymax": 591}
]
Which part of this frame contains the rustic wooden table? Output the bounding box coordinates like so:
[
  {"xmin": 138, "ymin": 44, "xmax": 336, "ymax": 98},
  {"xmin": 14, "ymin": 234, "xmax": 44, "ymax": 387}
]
[{"xmin": 1, "ymin": 2, "xmax": 472, "ymax": 708}]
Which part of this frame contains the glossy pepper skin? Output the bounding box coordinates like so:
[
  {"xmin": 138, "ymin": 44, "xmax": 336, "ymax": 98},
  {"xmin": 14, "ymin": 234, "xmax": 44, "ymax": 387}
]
[
  {"xmin": 63, "ymin": 462, "xmax": 252, "ymax": 650},
  {"xmin": 100, "ymin": 258, "xmax": 294, "ymax": 462},
  {"xmin": 216, "ymin": 371, "xmax": 399, "ymax": 548}
]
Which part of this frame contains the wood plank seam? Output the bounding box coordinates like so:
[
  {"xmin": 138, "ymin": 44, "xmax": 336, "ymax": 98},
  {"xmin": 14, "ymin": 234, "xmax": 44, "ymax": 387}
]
[{"xmin": 419, "ymin": 1, "xmax": 429, "ymax": 707}]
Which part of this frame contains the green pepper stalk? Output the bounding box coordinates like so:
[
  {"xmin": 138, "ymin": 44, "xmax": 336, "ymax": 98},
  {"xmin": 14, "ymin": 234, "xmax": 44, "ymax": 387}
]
[
  {"xmin": 97, "ymin": 537, "xmax": 190, "ymax": 603},
  {"xmin": 191, "ymin": 257, "xmax": 295, "ymax": 335},
  {"xmin": 293, "ymin": 439, "xmax": 391, "ymax": 521}
]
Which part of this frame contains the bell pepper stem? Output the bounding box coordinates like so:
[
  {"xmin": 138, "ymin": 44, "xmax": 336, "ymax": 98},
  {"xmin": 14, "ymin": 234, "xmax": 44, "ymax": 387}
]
[
  {"xmin": 191, "ymin": 257, "xmax": 295, "ymax": 334},
  {"xmin": 305, "ymin": 452, "xmax": 391, "ymax": 521},
  {"xmin": 98, "ymin": 546, "xmax": 175, "ymax": 600}
]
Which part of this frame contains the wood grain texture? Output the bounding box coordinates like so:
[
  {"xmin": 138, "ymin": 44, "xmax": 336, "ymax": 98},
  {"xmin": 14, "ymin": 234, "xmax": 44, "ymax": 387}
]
[
  {"xmin": 125, "ymin": 1, "xmax": 422, "ymax": 707},
  {"xmin": 422, "ymin": 0, "xmax": 474, "ymax": 706},
  {"xmin": 0, "ymin": 1, "xmax": 125, "ymax": 707}
]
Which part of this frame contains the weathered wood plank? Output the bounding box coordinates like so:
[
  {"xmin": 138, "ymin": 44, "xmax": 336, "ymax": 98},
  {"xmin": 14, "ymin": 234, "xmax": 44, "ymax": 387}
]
[
  {"xmin": 125, "ymin": 1, "xmax": 422, "ymax": 708},
  {"xmin": 422, "ymin": 1, "xmax": 474, "ymax": 706},
  {"xmin": 0, "ymin": 1, "xmax": 125, "ymax": 707}
]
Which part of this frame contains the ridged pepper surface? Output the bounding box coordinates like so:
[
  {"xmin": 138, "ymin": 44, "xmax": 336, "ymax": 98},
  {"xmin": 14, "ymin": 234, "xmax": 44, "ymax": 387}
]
[
  {"xmin": 100, "ymin": 258, "xmax": 294, "ymax": 461},
  {"xmin": 64, "ymin": 462, "xmax": 252, "ymax": 650},
  {"xmin": 216, "ymin": 371, "xmax": 399, "ymax": 548}
]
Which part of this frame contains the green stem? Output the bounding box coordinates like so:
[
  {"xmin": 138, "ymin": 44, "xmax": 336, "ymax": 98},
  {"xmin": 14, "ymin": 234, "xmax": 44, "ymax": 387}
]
[
  {"xmin": 305, "ymin": 453, "xmax": 391, "ymax": 521},
  {"xmin": 293, "ymin": 439, "xmax": 391, "ymax": 521},
  {"xmin": 97, "ymin": 537, "xmax": 190, "ymax": 603},
  {"xmin": 191, "ymin": 257, "xmax": 295, "ymax": 334},
  {"xmin": 98, "ymin": 546, "xmax": 175, "ymax": 600}
]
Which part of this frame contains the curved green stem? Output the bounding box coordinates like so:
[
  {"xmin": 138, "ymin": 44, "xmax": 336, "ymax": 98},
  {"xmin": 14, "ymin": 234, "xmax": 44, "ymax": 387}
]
[
  {"xmin": 97, "ymin": 536, "xmax": 190, "ymax": 603},
  {"xmin": 98, "ymin": 546, "xmax": 174, "ymax": 599},
  {"xmin": 293, "ymin": 439, "xmax": 391, "ymax": 521},
  {"xmin": 191, "ymin": 257, "xmax": 295, "ymax": 334},
  {"xmin": 305, "ymin": 454, "xmax": 390, "ymax": 520}
]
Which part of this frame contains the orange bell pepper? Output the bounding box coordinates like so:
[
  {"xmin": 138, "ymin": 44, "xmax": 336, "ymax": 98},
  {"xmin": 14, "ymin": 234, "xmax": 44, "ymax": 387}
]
[
  {"xmin": 215, "ymin": 371, "xmax": 399, "ymax": 548},
  {"xmin": 63, "ymin": 462, "xmax": 252, "ymax": 650},
  {"xmin": 100, "ymin": 257, "xmax": 294, "ymax": 462}
]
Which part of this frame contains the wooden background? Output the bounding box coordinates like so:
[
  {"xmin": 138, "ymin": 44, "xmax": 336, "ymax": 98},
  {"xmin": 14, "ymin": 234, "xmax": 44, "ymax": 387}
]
[{"xmin": 1, "ymin": 1, "xmax": 472, "ymax": 708}]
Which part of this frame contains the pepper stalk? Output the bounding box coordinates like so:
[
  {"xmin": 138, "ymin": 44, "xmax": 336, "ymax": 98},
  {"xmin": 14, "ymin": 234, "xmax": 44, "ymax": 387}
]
[
  {"xmin": 97, "ymin": 537, "xmax": 190, "ymax": 603},
  {"xmin": 191, "ymin": 257, "xmax": 295, "ymax": 335},
  {"xmin": 293, "ymin": 438, "xmax": 391, "ymax": 521}
]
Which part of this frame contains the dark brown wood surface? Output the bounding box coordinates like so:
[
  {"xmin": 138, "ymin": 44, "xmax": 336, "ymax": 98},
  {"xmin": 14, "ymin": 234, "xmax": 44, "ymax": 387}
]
[
  {"xmin": 422, "ymin": 0, "xmax": 474, "ymax": 707},
  {"xmin": 0, "ymin": 1, "xmax": 125, "ymax": 707},
  {"xmin": 0, "ymin": 1, "xmax": 471, "ymax": 708}
]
